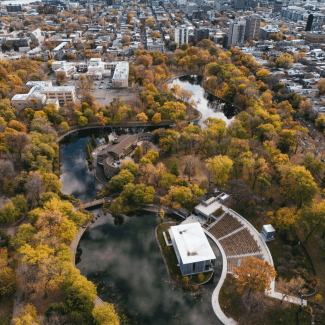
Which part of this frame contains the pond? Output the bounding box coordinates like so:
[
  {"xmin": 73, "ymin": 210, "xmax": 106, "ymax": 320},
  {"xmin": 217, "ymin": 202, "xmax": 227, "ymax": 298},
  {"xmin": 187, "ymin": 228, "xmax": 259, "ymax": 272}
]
[
  {"xmin": 170, "ymin": 75, "xmax": 239, "ymax": 126},
  {"xmin": 59, "ymin": 126, "xmax": 166, "ymax": 202},
  {"xmin": 60, "ymin": 75, "xmax": 238, "ymax": 202},
  {"xmin": 76, "ymin": 209, "xmax": 223, "ymax": 325},
  {"xmin": 59, "ymin": 76, "xmax": 236, "ymax": 323}
]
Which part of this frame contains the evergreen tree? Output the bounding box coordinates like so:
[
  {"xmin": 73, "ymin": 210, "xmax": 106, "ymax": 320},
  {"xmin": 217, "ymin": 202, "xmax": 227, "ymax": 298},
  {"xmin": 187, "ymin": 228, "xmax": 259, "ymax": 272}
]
[
  {"xmin": 104, "ymin": 132, "xmax": 109, "ymax": 143},
  {"xmin": 91, "ymin": 134, "xmax": 97, "ymax": 148},
  {"xmin": 170, "ymin": 158, "xmax": 179, "ymax": 176},
  {"xmin": 85, "ymin": 140, "xmax": 93, "ymax": 163},
  {"xmin": 134, "ymin": 145, "xmax": 143, "ymax": 161}
]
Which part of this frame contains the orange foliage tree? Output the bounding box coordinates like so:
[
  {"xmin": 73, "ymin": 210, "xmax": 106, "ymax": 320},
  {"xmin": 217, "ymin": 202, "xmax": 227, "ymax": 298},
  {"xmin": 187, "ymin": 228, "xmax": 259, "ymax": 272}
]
[{"xmin": 233, "ymin": 255, "xmax": 276, "ymax": 293}]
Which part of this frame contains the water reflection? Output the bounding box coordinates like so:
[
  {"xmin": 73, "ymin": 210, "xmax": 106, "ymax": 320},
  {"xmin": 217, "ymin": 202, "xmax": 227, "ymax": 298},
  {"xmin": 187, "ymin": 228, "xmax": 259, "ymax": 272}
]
[
  {"xmin": 171, "ymin": 75, "xmax": 239, "ymax": 126},
  {"xmin": 77, "ymin": 210, "xmax": 223, "ymax": 325}
]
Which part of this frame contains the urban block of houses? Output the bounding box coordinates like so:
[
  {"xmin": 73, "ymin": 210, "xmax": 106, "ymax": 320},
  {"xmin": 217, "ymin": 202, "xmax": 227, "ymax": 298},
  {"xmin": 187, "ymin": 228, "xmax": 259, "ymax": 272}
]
[
  {"xmin": 169, "ymin": 222, "xmax": 217, "ymax": 276},
  {"xmin": 51, "ymin": 59, "xmax": 129, "ymax": 87},
  {"xmin": 11, "ymin": 80, "xmax": 76, "ymax": 113},
  {"xmin": 98, "ymin": 133, "xmax": 154, "ymax": 178}
]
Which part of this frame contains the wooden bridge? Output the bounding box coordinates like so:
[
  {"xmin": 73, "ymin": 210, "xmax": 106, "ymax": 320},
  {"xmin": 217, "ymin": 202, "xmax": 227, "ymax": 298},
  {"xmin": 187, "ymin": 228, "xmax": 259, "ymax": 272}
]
[{"xmin": 83, "ymin": 199, "xmax": 106, "ymax": 209}]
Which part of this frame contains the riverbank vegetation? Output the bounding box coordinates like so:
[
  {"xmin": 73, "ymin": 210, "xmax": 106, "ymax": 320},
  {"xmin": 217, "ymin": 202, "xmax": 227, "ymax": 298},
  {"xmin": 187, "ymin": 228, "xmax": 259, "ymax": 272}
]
[{"xmin": 0, "ymin": 70, "xmax": 121, "ymax": 323}]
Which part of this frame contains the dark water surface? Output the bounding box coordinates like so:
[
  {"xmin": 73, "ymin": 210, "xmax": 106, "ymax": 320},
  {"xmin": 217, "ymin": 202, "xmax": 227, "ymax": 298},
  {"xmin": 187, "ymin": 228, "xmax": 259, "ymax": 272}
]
[{"xmin": 76, "ymin": 210, "xmax": 223, "ymax": 325}]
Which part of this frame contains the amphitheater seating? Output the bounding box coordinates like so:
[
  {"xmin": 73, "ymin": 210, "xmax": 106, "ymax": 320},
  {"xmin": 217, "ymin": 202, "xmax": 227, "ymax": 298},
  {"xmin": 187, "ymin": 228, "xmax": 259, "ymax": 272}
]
[
  {"xmin": 227, "ymin": 254, "xmax": 264, "ymax": 273},
  {"xmin": 219, "ymin": 228, "xmax": 261, "ymax": 257},
  {"xmin": 208, "ymin": 213, "xmax": 243, "ymax": 239}
]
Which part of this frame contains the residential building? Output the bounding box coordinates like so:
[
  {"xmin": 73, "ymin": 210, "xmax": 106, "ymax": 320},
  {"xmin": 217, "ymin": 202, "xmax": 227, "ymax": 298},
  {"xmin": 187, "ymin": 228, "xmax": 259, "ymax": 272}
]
[
  {"xmin": 147, "ymin": 41, "xmax": 165, "ymax": 52},
  {"xmin": 174, "ymin": 27, "xmax": 189, "ymax": 47},
  {"xmin": 274, "ymin": 0, "xmax": 283, "ymax": 13},
  {"xmin": 169, "ymin": 222, "xmax": 216, "ymax": 276},
  {"xmin": 234, "ymin": 0, "xmax": 245, "ymax": 10},
  {"xmin": 259, "ymin": 24, "xmax": 280, "ymax": 39},
  {"xmin": 11, "ymin": 80, "xmax": 75, "ymax": 113},
  {"xmin": 305, "ymin": 31, "xmax": 325, "ymax": 44},
  {"xmin": 112, "ymin": 61, "xmax": 129, "ymax": 88},
  {"xmin": 30, "ymin": 28, "xmax": 45, "ymax": 45},
  {"xmin": 194, "ymin": 27, "xmax": 209, "ymax": 42},
  {"xmin": 228, "ymin": 21, "xmax": 246, "ymax": 47},
  {"xmin": 187, "ymin": 2, "xmax": 199, "ymax": 15},
  {"xmin": 244, "ymin": 15, "xmax": 261, "ymax": 40},
  {"xmin": 281, "ymin": 6, "xmax": 305, "ymax": 22}
]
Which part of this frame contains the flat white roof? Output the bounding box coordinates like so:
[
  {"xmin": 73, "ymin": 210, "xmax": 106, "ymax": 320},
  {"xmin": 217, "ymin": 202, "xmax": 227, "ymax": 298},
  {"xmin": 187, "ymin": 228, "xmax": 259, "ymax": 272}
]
[
  {"xmin": 195, "ymin": 201, "xmax": 222, "ymax": 218},
  {"xmin": 263, "ymin": 224, "xmax": 275, "ymax": 233},
  {"xmin": 170, "ymin": 222, "xmax": 215, "ymax": 264}
]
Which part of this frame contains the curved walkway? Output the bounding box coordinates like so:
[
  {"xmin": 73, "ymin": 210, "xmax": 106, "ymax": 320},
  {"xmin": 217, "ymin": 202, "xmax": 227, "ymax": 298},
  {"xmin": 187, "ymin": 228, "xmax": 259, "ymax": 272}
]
[
  {"xmin": 203, "ymin": 228, "xmax": 237, "ymax": 325},
  {"xmin": 202, "ymin": 206, "xmax": 307, "ymax": 325}
]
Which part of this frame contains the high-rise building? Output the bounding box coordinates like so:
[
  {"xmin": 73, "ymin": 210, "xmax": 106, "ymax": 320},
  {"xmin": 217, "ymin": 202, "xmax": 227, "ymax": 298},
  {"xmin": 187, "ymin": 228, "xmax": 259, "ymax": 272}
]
[
  {"xmin": 244, "ymin": 15, "xmax": 261, "ymax": 40},
  {"xmin": 228, "ymin": 21, "xmax": 246, "ymax": 47},
  {"xmin": 174, "ymin": 27, "xmax": 189, "ymax": 46},
  {"xmin": 106, "ymin": 0, "xmax": 114, "ymax": 5},
  {"xmin": 306, "ymin": 14, "xmax": 325, "ymax": 32},
  {"xmin": 194, "ymin": 27, "xmax": 210, "ymax": 41},
  {"xmin": 234, "ymin": 0, "xmax": 245, "ymax": 10},
  {"xmin": 273, "ymin": 0, "xmax": 282, "ymax": 13}
]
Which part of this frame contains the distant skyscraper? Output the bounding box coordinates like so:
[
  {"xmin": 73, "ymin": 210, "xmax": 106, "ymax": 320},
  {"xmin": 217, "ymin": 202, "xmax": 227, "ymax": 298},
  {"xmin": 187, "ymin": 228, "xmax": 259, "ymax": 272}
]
[
  {"xmin": 228, "ymin": 21, "xmax": 246, "ymax": 47},
  {"xmin": 174, "ymin": 27, "xmax": 189, "ymax": 46},
  {"xmin": 244, "ymin": 15, "xmax": 261, "ymax": 40},
  {"xmin": 273, "ymin": 0, "xmax": 283, "ymax": 13},
  {"xmin": 306, "ymin": 14, "xmax": 325, "ymax": 32},
  {"xmin": 234, "ymin": 0, "xmax": 245, "ymax": 10}
]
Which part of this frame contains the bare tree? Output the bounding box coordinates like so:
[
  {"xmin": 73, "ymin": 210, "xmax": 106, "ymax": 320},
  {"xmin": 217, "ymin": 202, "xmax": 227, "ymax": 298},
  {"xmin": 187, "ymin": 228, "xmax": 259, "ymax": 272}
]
[
  {"xmin": 240, "ymin": 291, "xmax": 271, "ymax": 325},
  {"xmin": 26, "ymin": 171, "xmax": 45, "ymax": 208},
  {"xmin": 277, "ymin": 276, "xmax": 307, "ymax": 304},
  {"xmin": 0, "ymin": 159, "xmax": 14, "ymax": 185},
  {"xmin": 183, "ymin": 155, "xmax": 198, "ymax": 181},
  {"xmin": 142, "ymin": 141, "xmax": 151, "ymax": 154},
  {"xmin": 6, "ymin": 132, "xmax": 31, "ymax": 157}
]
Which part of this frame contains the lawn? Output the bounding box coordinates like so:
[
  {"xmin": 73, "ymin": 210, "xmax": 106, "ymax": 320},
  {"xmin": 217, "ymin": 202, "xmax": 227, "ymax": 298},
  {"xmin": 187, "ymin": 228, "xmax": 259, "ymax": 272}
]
[
  {"xmin": 212, "ymin": 207, "xmax": 223, "ymax": 218},
  {"xmin": 191, "ymin": 271, "xmax": 213, "ymax": 285},
  {"xmin": 0, "ymin": 298, "xmax": 13, "ymax": 325},
  {"xmin": 219, "ymin": 274, "xmax": 312, "ymax": 325}
]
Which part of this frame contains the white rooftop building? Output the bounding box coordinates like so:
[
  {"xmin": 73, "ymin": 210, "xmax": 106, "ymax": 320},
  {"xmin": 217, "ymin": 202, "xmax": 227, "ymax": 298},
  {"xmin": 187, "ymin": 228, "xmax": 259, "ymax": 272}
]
[
  {"xmin": 112, "ymin": 61, "xmax": 129, "ymax": 88},
  {"xmin": 169, "ymin": 222, "xmax": 216, "ymax": 276},
  {"xmin": 11, "ymin": 81, "xmax": 76, "ymax": 113}
]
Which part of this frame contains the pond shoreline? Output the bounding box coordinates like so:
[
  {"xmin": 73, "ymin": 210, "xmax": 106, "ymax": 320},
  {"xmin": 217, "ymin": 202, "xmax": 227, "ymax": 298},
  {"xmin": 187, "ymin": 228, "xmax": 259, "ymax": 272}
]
[{"xmin": 169, "ymin": 74, "xmax": 242, "ymax": 112}]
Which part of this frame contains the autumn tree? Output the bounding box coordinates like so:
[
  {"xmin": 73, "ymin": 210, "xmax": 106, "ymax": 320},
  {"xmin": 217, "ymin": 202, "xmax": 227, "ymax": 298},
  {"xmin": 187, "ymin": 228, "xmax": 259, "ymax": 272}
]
[
  {"xmin": 56, "ymin": 71, "xmax": 66, "ymax": 83},
  {"xmin": 0, "ymin": 248, "xmax": 18, "ymax": 297},
  {"xmin": 269, "ymin": 207, "xmax": 297, "ymax": 235},
  {"xmin": 152, "ymin": 112, "xmax": 162, "ymax": 124},
  {"xmin": 92, "ymin": 302, "xmax": 120, "ymax": 325},
  {"xmin": 206, "ymin": 155, "xmax": 233, "ymax": 186},
  {"xmin": 134, "ymin": 145, "xmax": 143, "ymax": 161},
  {"xmin": 170, "ymin": 157, "xmax": 179, "ymax": 177},
  {"xmin": 233, "ymin": 255, "xmax": 276, "ymax": 293},
  {"xmin": 275, "ymin": 53, "xmax": 293, "ymax": 69},
  {"xmin": 280, "ymin": 165, "xmax": 318, "ymax": 208},
  {"xmin": 298, "ymin": 199, "xmax": 325, "ymax": 243},
  {"xmin": 108, "ymin": 169, "xmax": 135, "ymax": 192}
]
